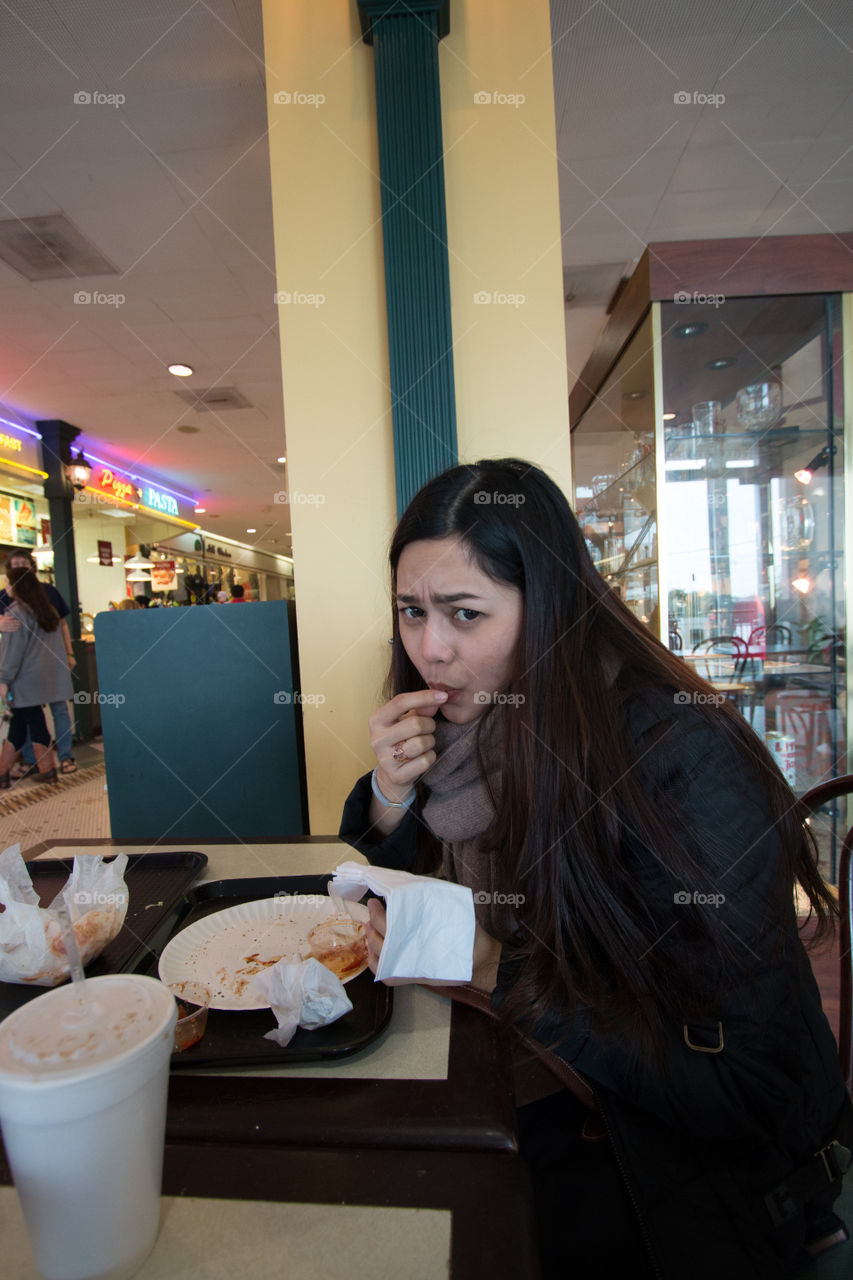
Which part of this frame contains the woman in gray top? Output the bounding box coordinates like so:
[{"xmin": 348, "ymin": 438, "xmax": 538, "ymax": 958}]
[{"xmin": 0, "ymin": 565, "xmax": 73, "ymax": 785}]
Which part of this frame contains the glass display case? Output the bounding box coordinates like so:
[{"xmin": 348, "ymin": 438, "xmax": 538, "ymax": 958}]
[
  {"xmin": 570, "ymin": 261, "xmax": 849, "ymax": 878},
  {"xmin": 573, "ymin": 312, "xmax": 659, "ymax": 629},
  {"xmin": 657, "ymin": 293, "xmax": 844, "ymax": 796}
]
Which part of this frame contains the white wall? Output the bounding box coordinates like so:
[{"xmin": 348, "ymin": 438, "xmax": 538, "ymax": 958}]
[{"xmin": 73, "ymin": 510, "xmax": 128, "ymax": 619}]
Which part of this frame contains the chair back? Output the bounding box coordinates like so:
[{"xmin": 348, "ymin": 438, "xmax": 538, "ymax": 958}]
[
  {"xmin": 690, "ymin": 635, "xmax": 749, "ymax": 682},
  {"xmin": 801, "ymin": 775, "xmax": 853, "ymax": 1094}
]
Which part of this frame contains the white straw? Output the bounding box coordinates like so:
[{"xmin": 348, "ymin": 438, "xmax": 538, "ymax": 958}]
[{"xmin": 56, "ymin": 900, "xmax": 87, "ymax": 994}]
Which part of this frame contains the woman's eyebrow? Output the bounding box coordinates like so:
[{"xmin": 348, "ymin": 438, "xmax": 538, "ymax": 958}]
[{"xmin": 396, "ymin": 591, "xmax": 485, "ymax": 604}]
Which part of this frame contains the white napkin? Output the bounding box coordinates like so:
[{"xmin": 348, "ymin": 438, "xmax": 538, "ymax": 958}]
[
  {"xmin": 253, "ymin": 957, "xmax": 353, "ymax": 1047},
  {"xmin": 331, "ymin": 861, "xmax": 475, "ymax": 983}
]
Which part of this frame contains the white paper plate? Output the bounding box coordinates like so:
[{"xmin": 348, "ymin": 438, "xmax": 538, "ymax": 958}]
[{"xmin": 158, "ymin": 895, "xmax": 369, "ymax": 1010}]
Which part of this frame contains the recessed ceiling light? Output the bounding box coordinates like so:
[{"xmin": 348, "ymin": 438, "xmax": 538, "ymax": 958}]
[
  {"xmin": 662, "ymin": 412, "xmax": 676, "ymax": 420},
  {"xmin": 276, "ymin": 456, "xmax": 286, "ymax": 464},
  {"xmin": 168, "ymin": 363, "xmax": 194, "ymax": 377},
  {"xmin": 625, "ymin": 390, "xmax": 646, "ymax": 400},
  {"xmin": 177, "ymin": 424, "xmax": 200, "ymax": 434},
  {"xmin": 247, "ymin": 528, "xmax": 257, "ymax": 534},
  {"xmin": 673, "ymin": 322, "xmax": 708, "ymax": 339},
  {"xmin": 706, "ymin": 356, "xmax": 737, "ymax": 370},
  {"xmin": 194, "ymin": 507, "xmax": 206, "ymax": 514}
]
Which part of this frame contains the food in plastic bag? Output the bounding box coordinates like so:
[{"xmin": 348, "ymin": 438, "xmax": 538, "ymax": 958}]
[{"xmin": 0, "ymin": 844, "xmax": 129, "ymax": 986}]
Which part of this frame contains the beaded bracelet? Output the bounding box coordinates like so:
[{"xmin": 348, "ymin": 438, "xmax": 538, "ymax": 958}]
[{"xmin": 371, "ymin": 768, "xmax": 416, "ymax": 809}]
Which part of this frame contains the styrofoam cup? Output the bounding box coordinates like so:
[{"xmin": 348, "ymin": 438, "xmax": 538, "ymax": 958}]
[{"xmin": 0, "ymin": 974, "xmax": 177, "ymax": 1280}]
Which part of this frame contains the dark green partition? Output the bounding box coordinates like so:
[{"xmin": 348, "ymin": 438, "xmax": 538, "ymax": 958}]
[{"xmin": 93, "ymin": 602, "xmax": 307, "ymax": 840}]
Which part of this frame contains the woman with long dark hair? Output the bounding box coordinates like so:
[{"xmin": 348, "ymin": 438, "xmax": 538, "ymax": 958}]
[
  {"xmin": 0, "ymin": 564, "xmax": 73, "ymax": 785},
  {"xmin": 340, "ymin": 458, "xmax": 852, "ymax": 1279}
]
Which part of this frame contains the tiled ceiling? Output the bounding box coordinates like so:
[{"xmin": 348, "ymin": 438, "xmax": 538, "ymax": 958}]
[
  {"xmin": 0, "ymin": 0, "xmax": 289, "ymax": 550},
  {"xmin": 552, "ymin": 0, "xmax": 853, "ymax": 393},
  {"xmin": 0, "ymin": 0, "xmax": 850, "ymax": 548}
]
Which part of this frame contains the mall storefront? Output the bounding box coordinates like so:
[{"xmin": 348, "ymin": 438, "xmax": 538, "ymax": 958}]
[
  {"xmin": 0, "ymin": 418, "xmax": 50, "ymax": 568},
  {"xmin": 153, "ymin": 531, "xmax": 294, "ymax": 606}
]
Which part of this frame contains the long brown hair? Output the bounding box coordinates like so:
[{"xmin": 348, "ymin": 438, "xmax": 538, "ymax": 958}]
[
  {"xmin": 386, "ymin": 459, "xmax": 836, "ymax": 1058},
  {"xmin": 7, "ymin": 565, "xmax": 60, "ymax": 632}
]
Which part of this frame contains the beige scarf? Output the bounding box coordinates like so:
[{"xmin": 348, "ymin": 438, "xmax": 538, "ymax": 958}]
[{"xmin": 422, "ymin": 713, "xmax": 519, "ymax": 942}]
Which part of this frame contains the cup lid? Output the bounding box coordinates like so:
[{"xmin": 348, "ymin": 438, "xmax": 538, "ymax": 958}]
[{"xmin": 0, "ymin": 976, "xmax": 175, "ymax": 1078}]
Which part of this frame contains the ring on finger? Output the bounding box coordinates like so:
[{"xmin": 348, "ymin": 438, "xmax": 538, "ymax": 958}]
[{"xmin": 392, "ymin": 740, "xmax": 407, "ymax": 762}]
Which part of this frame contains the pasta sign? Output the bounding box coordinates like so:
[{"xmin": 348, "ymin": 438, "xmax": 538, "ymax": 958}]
[{"xmin": 144, "ymin": 486, "xmax": 179, "ymax": 517}]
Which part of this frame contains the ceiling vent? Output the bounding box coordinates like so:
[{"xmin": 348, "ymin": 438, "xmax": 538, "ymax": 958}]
[
  {"xmin": 0, "ymin": 213, "xmax": 119, "ymax": 281},
  {"xmin": 173, "ymin": 386, "xmax": 253, "ymax": 412}
]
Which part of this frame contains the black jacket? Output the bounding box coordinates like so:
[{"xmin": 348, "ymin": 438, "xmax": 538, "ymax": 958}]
[{"xmin": 340, "ymin": 686, "xmax": 853, "ymax": 1278}]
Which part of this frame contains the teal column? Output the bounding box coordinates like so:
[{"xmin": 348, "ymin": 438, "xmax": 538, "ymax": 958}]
[{"xmin": 358, "ymin": 0, "xmax": 457, "ymax": 514}]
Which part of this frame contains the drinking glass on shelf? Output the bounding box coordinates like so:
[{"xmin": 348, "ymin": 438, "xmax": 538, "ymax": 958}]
[
  {"xmin": 691, "ymin": 401, "xmax": 722, "ymax": 435},
  {"xmin": 735, "ymin": 382, "xmax": 782, "ymax": 431}
]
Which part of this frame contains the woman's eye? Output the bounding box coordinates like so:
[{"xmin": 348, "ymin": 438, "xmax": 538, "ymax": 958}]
[
  {"xmin": 399, "ymin": 606, "xmax": 424, "ymax": 620},
  {"xmin": 454, "ymin": 608, "xmax": 480, "ymax": 622}
]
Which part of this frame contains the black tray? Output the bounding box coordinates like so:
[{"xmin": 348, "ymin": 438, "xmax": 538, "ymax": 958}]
[
  {"xmin": 0, "ymin": 852, "xmax": 208, "ymax": 1020},
  {"xmin": 132, "ymin": 875, "xmax": 393, "ymax": 1070}
]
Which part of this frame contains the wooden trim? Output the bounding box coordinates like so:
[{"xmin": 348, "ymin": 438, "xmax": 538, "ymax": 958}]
[
  {"xmin": 569, "ymin": 251, "xmax": 650, "ymax": 426},
  {"xmin": 22, "ymin": 836, "xmax": 342, "ymax": 857},
  {"xmin": 647, "ymin": 234, "xmax": 853, "ymax": 299},
  {"xmin": 2, "ymin": 1144, "xmax": 539, "ymax": 1279},
  {"xmin": 164, "ymin": 999, "xmax": 517, "ymax": 1154}
]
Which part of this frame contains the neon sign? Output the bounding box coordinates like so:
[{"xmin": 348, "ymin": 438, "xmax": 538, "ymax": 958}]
[
  {"xmin": 144, "ymin": 486, "xmax": 179, "ymax": 516},
  {"xmin": 96, "ymin": 468, "xmax": 138, "ymax": 504}
]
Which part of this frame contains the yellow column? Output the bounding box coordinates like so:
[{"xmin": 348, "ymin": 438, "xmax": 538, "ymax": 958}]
[
  {"xmin": 440, "ymin": 2, "xmax": 571, "ymax": 489},
  {"xmin": 262, "ymin": 1, "xmax": 396, "ymax": 833},
  {"xmin": 263, "ymin": 1, "xmax": 569, "ymax": 832}
]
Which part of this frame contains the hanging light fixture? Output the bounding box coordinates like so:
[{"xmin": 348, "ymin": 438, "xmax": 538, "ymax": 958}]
[
  {"xmin": 126, "ymin": 569, "xmax": 152, "ymax": 583},
  {"xmin": 125, "ymin": 552, "xmax": 155, "ymax": 569},
  {"xmin": 65, "ymin": 451, "xmax": 92, "ymax": 491}
]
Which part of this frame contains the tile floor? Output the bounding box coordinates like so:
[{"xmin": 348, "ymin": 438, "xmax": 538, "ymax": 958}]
[{"xmin": 0, "ymin": 743, "xmax": 109, "ymax": 850}]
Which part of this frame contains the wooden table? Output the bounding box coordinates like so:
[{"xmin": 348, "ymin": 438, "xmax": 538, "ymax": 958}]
[
  {"xmin": 2, "ymin": 840, "xmax": 538, "ymax": 1278},
  {"xmin": 0, "ymin": 1145, "xmax": 538, "ymax": 1279},
  {"xmin": 17, "ymin": 839, "xmax": 518, "ymax": 1155}
]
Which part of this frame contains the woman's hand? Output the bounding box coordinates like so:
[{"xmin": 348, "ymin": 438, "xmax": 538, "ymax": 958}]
[
  {"xmin": 0, "ymin": 615, "xmax": 21, "ymax": 633},
  {"xmin": 365, "ymin": 898, "xmax": 501, "ymax": 994},
  {"xmin": 369, "ymin": 688, "xmax": 448, "ymax": 803}
]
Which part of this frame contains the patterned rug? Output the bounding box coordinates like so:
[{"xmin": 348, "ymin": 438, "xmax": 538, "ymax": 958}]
[{"xmin": 0, "ymin": 762, "xmax": 106, "ymax": 815}]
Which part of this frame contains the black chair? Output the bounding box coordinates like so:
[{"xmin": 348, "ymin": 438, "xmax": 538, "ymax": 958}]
[
  {"xmin": 749, "ymin": 623, "xmax": 793, "ymax": 650},
  {"xmin": 690, "ymin": 636, "xmax": 752, "ymax": 716},
  {"xmin": 801, "ymin": 775, "xmax": 853, "ymax": 1095}
]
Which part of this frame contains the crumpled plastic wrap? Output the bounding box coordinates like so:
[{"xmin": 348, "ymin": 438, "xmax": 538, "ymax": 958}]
[
  {"xmin": 0, "ymin": 844, "xmax": 129, "ymax": 986},
  {"xmin": 252, "ymin": 956, "xmax": 353, "ymax": 1047}
]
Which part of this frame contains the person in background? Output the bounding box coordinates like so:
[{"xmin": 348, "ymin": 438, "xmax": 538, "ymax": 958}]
[
  {"xmin": 0, "ymin": 565, "xmax": 74, "ymax": 786},
  {"xmin": 114, "ymin": 598, "xmax": 143, "ymax": 611},
  {"xmin": 340, "ymin": 457, "xmax": 853, "ymax": 1280},
  {"xmin": 0, "ymin": 551, "xmax": 76, "ymax": 776},
  {"xmin": 229, "ymin": 584, "xmax": 246, "ymax": 602}
]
